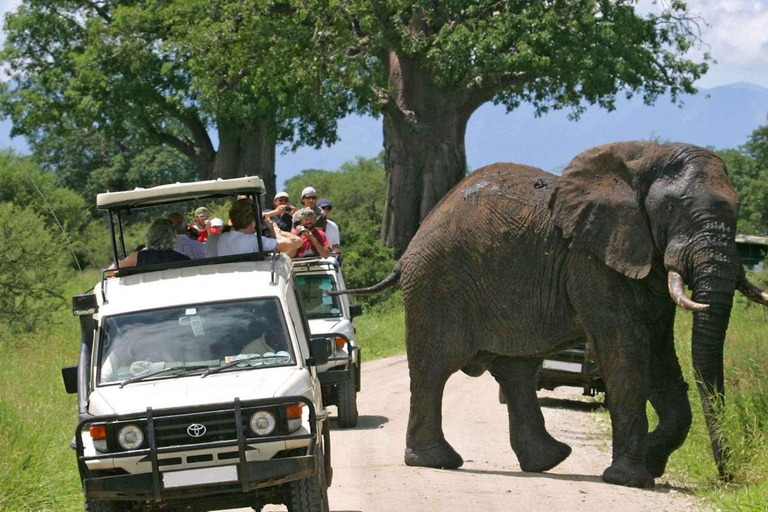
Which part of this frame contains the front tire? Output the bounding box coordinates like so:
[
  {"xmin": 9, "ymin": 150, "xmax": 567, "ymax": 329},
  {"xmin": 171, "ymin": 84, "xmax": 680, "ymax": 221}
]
[
  {"xmin": 336, "ymin": 370, "xmax": 359, "ymax": 428},
  {"xmin": 286, "ymin": 443, "xmax": 329, "ymax": 512}
]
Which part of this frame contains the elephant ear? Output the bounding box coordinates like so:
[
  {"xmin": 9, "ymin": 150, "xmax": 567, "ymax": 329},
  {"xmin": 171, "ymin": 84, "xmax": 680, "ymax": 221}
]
[{"xmin": 549, "ymin": 147, "xmax": 654, "ymax": 280}]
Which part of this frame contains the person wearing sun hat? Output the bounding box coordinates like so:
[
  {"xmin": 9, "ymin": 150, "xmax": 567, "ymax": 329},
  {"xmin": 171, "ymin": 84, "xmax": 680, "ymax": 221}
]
[
  {"xmin": 299, "ymin": 186, "xmax": 327, "ymax": 230},
  {"xmin": 291, "ymin": 207, "xmax": 330, "ymax": 258},
  {"xmin": 192, "ymin": 206, "xmax": 211, "ymax": 242},
  {"xmin": 262, "ymin": 191, "xmax": 296, "ymax": 232}
]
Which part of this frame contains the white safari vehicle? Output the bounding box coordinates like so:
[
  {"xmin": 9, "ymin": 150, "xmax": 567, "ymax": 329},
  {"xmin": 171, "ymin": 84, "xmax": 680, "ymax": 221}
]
[
  {"xmin": 293, "ymin": 257, "xmax": 362, "ymax": 428},
  {"xmin": 61, "ymin": 178, "xmax": 341, "ymax": 512}
]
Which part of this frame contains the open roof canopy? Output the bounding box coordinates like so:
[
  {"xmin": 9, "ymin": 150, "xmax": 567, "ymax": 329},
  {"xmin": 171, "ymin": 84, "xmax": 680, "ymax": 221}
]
[{"xmin": 96, "ymin": 177, "xmax": 265, "ymax": 210}]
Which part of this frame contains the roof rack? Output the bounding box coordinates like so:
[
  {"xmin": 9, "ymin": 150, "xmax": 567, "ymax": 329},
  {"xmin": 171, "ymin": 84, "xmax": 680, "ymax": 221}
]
[
  {"xmin": 97, "ymin": 176, "xmax": 265, "ymax": 210},
  {"xmin": 97, "ymin": 176, "xmax": 269, "ymax": 271},
  {"xmin": 292, "ymin": 256, "xmax": 340, "ymax": 271}
]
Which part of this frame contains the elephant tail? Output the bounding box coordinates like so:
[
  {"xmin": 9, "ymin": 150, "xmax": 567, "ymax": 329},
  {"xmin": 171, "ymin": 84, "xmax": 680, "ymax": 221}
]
[{"xmin": 330, "ymin": 262, "xmax": 401, "ymax": 296}]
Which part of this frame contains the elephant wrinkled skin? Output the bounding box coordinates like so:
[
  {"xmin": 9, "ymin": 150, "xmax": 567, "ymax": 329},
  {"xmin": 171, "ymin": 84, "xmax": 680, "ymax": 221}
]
[{"xmin": 337, "ymin": 141, "xmax": 768, "ymax": 489}]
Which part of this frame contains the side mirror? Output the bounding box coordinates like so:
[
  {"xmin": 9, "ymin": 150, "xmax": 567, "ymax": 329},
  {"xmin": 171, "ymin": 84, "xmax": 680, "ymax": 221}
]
[
  {"xmin": 308, "ymin": 336, "xmax": 330, "ymax": 366},
  {"xmin": 73, "ymin": 293, "xmax": 98, "ymax": 316},
  {"xmin": 349, "ymin": 304, "xmax": 363, "ymax": 319},
  {"xmin": 62, "ymin": 365, "xmax": 78, "ymax": 394}
]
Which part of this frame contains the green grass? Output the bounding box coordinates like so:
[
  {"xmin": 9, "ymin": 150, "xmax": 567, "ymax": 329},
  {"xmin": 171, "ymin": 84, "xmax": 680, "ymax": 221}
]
[
  {"xmin": 663, "ymin": 295, "xmax": 768, "ymax": 510},
  {"xmin": 0, "ymin": 270, "xmax": 100, "ymax": 511},
  {"xmin": 353, "ymin": 291, "xmax": 406, "ymax": 360}
]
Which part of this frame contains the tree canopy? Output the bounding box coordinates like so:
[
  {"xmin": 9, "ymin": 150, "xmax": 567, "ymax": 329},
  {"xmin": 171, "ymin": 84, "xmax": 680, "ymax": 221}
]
[
  {"xmin": 0, "ymin": 0, "xmax": 364, "ymax": 195},
  {"xmin": 718, "ymin": 120, "xmax": 768, "ymax": 235}
]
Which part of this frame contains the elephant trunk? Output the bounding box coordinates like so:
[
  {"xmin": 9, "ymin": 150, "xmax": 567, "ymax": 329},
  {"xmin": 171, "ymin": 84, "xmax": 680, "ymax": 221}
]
[{"xmin": 689, "ymin": 254, "xmax": 739, "ymax": 481}]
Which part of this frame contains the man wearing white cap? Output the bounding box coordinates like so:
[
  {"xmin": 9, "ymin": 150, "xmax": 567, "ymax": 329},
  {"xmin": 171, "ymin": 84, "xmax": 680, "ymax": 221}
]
[
  {"xmin": 262, "ymin": 191, "xmax": 295, "ymax": 232},
  {"xmin": 299, "ymin": 186, "xmax": 327, "ymax": 230}
]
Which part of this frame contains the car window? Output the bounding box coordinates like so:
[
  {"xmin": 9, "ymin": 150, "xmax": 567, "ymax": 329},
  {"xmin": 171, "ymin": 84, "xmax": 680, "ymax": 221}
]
[
  {"xmin": 97, "ymin": 298, "xmax": 294, "ymax": 384},
  {"xmin": 295, "ymin": 275, "xmax": 342, "ymax": 319}
]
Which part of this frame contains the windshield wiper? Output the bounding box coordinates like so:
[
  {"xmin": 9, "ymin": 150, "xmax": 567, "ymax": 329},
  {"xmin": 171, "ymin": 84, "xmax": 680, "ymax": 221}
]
[
  {"xmin": 201, "ymin": 354, "xmax": 285, "ymax": 378},
  {"xmin": 119, "ymin": 364, "xmax": 209, "ymax": 388}
]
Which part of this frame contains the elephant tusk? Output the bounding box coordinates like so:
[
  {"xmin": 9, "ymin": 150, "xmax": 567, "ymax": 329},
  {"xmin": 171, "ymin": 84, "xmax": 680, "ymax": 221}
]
[
  {"xmin": 668, "ymin": 271, "xmax": 709, "ymax": 312},
  {"xmin": 738, "ymin": 274, "xmax": 768, "ymax": 307}
]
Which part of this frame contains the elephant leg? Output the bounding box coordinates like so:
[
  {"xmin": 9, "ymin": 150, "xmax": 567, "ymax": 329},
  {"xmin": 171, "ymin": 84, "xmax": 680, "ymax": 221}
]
[
  {"xmin": 646, "ymin": 318, "xmax": 692, "ymax": 477},
  {"xmin": 489, "ymin": 356, "xmax": 572, "ymax": 472},
  {"xmin": 589, "ymin": 329, "xmax": 655, "ymax": 489},
  {"xmin": 402, "ymin": 324, "xmax": 464, "ymax": 469}
]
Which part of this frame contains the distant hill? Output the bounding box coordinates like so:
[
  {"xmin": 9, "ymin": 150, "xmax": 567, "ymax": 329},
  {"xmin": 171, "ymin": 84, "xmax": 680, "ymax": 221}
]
[{"xmin": 3, "ymin": 82, "xmax": 768, "ymax": 186}]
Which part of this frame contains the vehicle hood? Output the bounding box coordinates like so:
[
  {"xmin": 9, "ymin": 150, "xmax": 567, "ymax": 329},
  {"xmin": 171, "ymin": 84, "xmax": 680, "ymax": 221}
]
[{"xmin": 89, "ymin": 367, "xmax": 313, "ymax": 416}]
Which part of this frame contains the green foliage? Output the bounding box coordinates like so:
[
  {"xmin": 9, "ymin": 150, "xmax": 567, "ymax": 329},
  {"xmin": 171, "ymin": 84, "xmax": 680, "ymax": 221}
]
[
  {"xmin": 0, "ymin": 203, "xmax": 69, "ymax": 333},
  {"xmin": 284, "ymin": 155, "xmax": 397, "ymax": 303},
  {"xmin": 0, "ymin": 0, "xmax": 362, "ymax": 188},
  {"xmin": 666, "ymin": 294, "xmax": 768, "ymax": 508},
  {"xmin": 717, "ymin": 121, "xmax": 768, "ymax": 235},
  {"xmin": 334, "ymin": 1, "xmax": 709, "ymax": 115},
  {"xmin": 0, "ymin": 150, "xmax": 89, "ymax": 235},
  {"xmin": 32, "ymin": 131, "xmax": 198, "ymax": 215},
  {"xmin": 0, "ymin": 271, "xmax": 97, "ymax": 511}
]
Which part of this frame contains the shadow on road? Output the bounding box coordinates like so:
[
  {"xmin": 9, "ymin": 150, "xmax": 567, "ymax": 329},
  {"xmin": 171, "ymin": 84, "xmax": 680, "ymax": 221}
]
[
  {"xmin": 330, "ymin": 415, "xmax": 389, "ymax": 430},
  {"xmin": 453, "ymin": 468, "xmax": 694, "ymax": 495},
  {"xmin": 538, "ymin": 396, "xmax": 605, "ymax": 412}
]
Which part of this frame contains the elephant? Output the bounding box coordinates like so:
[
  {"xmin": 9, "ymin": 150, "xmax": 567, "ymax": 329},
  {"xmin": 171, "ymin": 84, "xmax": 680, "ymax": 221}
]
[{"xmin": 336, "ymin": 141, "xmax": 768, "ymax": 488}]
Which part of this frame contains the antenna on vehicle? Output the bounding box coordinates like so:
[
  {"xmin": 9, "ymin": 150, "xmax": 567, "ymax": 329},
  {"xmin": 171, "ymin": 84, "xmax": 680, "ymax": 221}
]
[{"xmin": 26, "ymin": 170, "xmax": 83, "ymax": 271}]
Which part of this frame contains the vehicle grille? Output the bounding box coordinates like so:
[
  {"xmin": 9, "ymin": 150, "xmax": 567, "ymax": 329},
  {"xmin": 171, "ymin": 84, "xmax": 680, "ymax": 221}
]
[{"xmin": 154, "ymin": 410, "xmax": 243, "ymax": 448}]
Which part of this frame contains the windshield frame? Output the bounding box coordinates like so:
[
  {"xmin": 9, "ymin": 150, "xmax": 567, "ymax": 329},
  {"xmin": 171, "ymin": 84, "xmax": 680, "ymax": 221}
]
[{"xmin": 95, "ymin": 297, "xmax": 297, "ymax": 387}]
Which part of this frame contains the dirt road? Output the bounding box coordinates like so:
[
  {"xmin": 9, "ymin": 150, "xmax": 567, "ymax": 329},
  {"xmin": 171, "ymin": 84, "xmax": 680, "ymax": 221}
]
[{"xmin": 259, "ymin": 355, "xmax": 701, "ymax": 512}]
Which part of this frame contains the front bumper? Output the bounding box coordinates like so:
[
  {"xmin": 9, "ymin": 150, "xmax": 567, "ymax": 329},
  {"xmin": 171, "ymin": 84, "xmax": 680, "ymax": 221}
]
[
  {"xmin": 76, "ymin": 396, "xmax": 319, "ymax": 502},
  {"xmin": 84, "ymin": 455, "xmax": 315, "ymax": 501}
]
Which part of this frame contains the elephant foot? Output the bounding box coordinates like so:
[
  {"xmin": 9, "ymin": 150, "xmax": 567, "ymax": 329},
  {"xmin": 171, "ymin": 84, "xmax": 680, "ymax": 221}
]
[
  {"xmin": 517, "ymin": 438, "xmax": 572, "ymax": 473},
  {"xmin": 602, "ymin": 461, "xmax": 655, "ymax": 489},
  {"xmin": 404, "ymin": 439, "xmax": 464, "ymax": 469},
  {"xmin": 645, "ymin": 449, "xmax": 670, "ymax": 478}
]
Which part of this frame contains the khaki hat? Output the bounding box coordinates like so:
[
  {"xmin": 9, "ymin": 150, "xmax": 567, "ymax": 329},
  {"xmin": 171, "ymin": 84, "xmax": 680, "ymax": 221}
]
[
  {"xmin": 299, "ymin": 207, "xmax": 317, "ymax": 218},
  {"xmin": 274, "ymin": 191, "xmax": 289, "ymax": 200},
  {"xmin": 194, "ymin": 207, "xmax": 210, "ymax": 217}
]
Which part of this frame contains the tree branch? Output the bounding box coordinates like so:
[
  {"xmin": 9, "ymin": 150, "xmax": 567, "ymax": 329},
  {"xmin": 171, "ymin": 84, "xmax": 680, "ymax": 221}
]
[
  {"xmin": 79, "ymin": 0, "xmax": 112, "ymax": 24},
  {"xmin": 148, "ymin": 90, "xmax": 215, "ymax": 159},
  {"xmin": 461, "ymin": 71, "xmax": 528, "ymax": 114}
]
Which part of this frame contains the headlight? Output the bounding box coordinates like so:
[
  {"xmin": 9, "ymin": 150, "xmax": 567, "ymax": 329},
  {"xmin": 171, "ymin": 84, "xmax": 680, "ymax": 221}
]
[
  {"xmin": 249, "ymin": 410, "xmax": 276, "ymax": 436},
  {"xmin": 117, "ymin": 424, "xmax": 145, "ymax": 450}
]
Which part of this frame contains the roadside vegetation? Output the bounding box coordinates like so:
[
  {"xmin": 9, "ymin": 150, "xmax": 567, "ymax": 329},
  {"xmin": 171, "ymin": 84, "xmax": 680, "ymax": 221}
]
[{"xmin": 664, "ymin": 291, "xmax": 768, "ymax": 510}]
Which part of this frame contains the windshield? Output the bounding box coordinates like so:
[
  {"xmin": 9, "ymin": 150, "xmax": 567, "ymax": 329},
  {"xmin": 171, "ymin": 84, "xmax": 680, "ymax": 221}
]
[
  {"xmin": 98, "ymin": 298, "xmax": 295, "ymax": 385},
  {"xmin": 295, "ymin": 274, "xmax": 342, "ymax": 319}
]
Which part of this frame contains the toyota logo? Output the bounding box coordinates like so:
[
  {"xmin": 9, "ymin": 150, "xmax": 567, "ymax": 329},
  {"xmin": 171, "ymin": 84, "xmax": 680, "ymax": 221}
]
[{"xmin": 187, "ymin": 423, "xmax": 207, "ymax": 438}]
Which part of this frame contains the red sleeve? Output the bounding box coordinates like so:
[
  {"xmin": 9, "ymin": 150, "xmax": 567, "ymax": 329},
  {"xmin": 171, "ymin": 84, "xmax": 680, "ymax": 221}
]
[{"xmin": 316, "ymin": 229, "xmax": 330, "ymax": 248}]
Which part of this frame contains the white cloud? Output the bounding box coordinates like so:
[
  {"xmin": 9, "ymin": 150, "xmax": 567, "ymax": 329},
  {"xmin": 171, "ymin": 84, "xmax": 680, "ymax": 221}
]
[{"xmin": 637, "ymin": 0, "xmax": 768, "ymax": 88}]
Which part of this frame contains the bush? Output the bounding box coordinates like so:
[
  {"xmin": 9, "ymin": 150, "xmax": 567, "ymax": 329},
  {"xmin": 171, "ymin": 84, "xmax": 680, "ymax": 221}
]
[{"xmin": 0, "ymin": 203, "xmax": 69, "ymax": 333}]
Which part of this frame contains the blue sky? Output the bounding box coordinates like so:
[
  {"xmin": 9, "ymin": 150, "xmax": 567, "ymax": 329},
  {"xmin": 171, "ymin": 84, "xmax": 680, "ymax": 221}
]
[{"xmin": 1, "ymin": 0, "xmax": 767, "ymax": 183}]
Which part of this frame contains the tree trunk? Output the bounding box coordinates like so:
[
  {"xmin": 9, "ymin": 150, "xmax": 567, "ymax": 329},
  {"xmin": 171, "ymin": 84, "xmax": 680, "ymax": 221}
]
[
  {"xmin": 213, "ymin": 117, "xmax": 277, "ymax": 197},
  {"xmin": 380, "ymin": 51, "xmax": 470, "ymax": 256}
]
